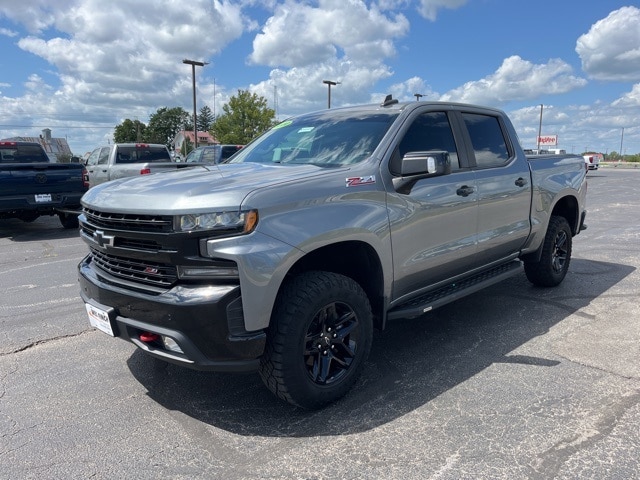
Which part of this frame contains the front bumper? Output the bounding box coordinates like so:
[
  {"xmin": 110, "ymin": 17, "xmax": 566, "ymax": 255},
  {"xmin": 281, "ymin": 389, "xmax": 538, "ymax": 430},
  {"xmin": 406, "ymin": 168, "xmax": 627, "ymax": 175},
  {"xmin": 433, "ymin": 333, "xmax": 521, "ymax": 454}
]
[{"xmin": 78, "ymin": 255, "xmax": 265, "ymax": 372}]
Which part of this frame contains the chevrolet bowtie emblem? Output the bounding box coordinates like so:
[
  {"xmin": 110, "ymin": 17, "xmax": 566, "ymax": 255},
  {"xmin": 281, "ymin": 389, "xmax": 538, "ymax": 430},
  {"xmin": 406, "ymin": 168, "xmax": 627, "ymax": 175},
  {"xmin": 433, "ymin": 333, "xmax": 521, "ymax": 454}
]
[{"xmin": 93, "ymin": 230, "xmax": 115, "ymax": 248}]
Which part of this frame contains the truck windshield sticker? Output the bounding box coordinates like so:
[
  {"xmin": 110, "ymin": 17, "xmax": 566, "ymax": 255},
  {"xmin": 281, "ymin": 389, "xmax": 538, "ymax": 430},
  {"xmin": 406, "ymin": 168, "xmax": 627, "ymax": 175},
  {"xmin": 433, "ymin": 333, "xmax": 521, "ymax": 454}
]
[
  {"xmin": 273, "ymin": 120, "xmax": 292, "ymax": 129},
  {"xmin": 346, "ymin": 175, "xmax": 376, "ymax": 187},
  {"xmin": 297, "ymin": 127, "xmax": 315, "ymax": 133}
]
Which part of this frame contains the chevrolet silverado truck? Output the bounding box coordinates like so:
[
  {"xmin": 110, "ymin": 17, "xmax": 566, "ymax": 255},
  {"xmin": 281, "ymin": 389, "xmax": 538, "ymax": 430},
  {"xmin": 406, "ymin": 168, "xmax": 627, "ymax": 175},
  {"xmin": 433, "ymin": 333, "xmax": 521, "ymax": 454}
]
[
  {"xmin": 1, "ymin": 141, "xmax": 88, "ymax": 228},
  {"xmin": 84, "ymin": 143, "xmax": 198, "ymax": 188},
  {"xmin": 78, "ymin": 98, "xmax": 587, "ymax": 409}
]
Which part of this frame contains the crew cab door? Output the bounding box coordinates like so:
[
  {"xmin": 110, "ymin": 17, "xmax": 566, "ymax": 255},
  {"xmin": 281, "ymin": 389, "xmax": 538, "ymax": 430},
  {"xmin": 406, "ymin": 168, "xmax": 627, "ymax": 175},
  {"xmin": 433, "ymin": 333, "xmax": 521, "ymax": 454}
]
[
  {"xmin": 85, "ymin": 147, "xmax": 111, "ymax": 187},
  {"xmin": 386, "ymin": 110, "xmax": 479, "ymax": 300},
  {"xmin": 458, "ymin": 111, "xmax": 532, "ymax": 264}
]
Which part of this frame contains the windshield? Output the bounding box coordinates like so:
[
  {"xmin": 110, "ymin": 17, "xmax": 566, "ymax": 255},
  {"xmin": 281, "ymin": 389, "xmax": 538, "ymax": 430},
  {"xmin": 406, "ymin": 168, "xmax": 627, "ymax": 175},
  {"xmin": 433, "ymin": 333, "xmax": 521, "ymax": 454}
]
[{"xmin": 228, "ymin": 110, "xmax": 398, "ymax": 167}]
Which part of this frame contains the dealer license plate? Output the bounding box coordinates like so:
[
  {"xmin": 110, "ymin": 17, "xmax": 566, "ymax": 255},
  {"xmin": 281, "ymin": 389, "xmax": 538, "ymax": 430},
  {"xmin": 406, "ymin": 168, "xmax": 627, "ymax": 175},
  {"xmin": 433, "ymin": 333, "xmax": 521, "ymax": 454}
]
[
  {"xmin": 35, "ymin": 194, "xmax": 52, "ymax": 203},
  {"xmin": 85, "ymin": 303, "xmax": 115, "ymax": 336}
]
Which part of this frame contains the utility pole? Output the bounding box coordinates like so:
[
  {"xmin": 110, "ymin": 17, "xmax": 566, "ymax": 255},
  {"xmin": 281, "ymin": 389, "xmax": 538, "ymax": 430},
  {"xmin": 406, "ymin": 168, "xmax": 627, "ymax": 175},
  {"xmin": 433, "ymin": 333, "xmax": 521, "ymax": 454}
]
[
  {"xmin": 414, "ymin": 93, "xmax": 424, "ymax": 101},
  {"xmin": 183, "ymin": 59, "xmax": 208, "ymax": 148}
]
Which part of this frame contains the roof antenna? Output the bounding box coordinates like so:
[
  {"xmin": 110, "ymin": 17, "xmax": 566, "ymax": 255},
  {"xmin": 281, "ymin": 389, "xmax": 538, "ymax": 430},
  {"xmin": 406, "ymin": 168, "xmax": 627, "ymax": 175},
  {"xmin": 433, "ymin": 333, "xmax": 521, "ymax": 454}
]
[{"xmin": 381, "ymin": 94, "xmax": 398, "ymax": 107}]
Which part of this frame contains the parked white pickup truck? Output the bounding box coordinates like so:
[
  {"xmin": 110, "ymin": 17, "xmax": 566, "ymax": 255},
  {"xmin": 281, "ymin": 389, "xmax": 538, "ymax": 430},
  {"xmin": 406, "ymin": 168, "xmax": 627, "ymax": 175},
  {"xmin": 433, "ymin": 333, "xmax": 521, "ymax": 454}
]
[{"xmin": 84, "ymin": 143, "xmax": 198, "ymax": 188}]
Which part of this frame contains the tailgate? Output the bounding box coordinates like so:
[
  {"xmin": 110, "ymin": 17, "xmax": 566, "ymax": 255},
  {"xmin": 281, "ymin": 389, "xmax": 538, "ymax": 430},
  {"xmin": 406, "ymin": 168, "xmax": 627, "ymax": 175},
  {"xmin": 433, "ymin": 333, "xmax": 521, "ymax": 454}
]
[{"xmin": 0, "ymin": 164, "xmax": 86, "ymax": 196}]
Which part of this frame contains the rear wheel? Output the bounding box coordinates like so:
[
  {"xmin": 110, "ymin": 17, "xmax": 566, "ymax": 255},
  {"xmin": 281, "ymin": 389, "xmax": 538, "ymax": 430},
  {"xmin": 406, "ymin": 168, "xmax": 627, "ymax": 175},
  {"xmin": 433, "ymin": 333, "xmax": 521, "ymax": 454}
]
[
  {"xmin": 524, "ymin": 215, "xmax": 572, "ymax": 287},
  {"xmin": 20, "ymin": 212, "xmax": 39, "ymax": 223},
  {"xmin": 259, "ymin": 271, "xmax": 373, "ymax": 409},
  {"xmin": 58, "ymin": 212, "xmax": 79, "ymax": 229}
]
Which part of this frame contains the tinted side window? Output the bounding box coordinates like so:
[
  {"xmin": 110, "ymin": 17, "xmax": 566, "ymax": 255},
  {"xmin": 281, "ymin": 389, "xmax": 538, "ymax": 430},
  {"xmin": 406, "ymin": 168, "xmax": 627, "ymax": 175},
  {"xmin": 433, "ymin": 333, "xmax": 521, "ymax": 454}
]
[
  {"xmin": 221, "ymin": 146, "xmax": 241, "ymax": 161},
  {"xmin": 462, "ymin": 113, "xmax": 510, "ymax": 168},
  {"xmin": 392, "ymin": 112, "xmax": 459, "ymax": 174}
]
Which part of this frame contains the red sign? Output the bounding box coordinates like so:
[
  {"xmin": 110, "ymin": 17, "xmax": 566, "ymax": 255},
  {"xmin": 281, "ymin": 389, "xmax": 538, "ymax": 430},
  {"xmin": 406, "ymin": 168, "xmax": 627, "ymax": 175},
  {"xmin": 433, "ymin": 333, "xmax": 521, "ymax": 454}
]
[{"xmin": 537, "ymin": 135, "xmax": 558, "ymax": 146}]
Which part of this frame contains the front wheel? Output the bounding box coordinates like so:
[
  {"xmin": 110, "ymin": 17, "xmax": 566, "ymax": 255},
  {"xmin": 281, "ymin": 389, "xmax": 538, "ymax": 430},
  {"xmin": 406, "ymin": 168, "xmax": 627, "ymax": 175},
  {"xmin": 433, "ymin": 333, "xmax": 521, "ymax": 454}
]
[
  {"xmin": 259, "ymin": 271, "xmax": 373, "ymax": 409},
  {"xmin": 524, "ymin": 215, "xmax": 572, "ymax": 287}
]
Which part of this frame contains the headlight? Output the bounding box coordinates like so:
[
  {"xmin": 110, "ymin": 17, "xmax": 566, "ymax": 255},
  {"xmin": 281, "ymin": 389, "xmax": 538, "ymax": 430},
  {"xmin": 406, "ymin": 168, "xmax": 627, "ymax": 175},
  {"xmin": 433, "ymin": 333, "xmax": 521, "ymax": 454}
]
[{"xmin": 175, "ymin": 209, "xmax": 258, "ymax": 234}]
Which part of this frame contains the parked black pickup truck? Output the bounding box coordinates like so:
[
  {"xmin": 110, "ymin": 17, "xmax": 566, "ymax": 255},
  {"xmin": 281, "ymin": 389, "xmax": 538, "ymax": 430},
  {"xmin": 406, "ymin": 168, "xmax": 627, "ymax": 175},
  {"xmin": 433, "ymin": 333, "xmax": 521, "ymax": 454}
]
[{"xmin": 0, "ymin": 141, "xmax": 89, "ymax": 228}]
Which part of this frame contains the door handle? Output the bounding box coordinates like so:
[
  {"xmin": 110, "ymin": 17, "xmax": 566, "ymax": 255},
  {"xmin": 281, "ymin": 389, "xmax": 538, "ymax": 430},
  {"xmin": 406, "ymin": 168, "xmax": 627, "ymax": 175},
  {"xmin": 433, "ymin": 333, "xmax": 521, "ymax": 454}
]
[
  {"xmin": 456, "ymin": 185, "xmax": 475, "ymax": 197},
  {"xmin": 515, "ymin": 177, "xmax": 528, "ymax": 187}
]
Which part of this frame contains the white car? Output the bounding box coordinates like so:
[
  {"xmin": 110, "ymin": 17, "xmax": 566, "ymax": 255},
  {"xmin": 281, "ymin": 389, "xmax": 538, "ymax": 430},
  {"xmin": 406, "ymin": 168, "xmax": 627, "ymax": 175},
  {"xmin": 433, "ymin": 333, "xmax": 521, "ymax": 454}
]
[{"xmin": 583, "ymin": 154, "xmax": 600, "ymax": 170}]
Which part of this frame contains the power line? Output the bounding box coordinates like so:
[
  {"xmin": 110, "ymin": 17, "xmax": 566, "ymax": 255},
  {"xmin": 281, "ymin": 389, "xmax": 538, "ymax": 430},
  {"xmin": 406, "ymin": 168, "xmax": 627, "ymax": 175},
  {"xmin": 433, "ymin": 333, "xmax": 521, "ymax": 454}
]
[{"xmin": 0, "ymin": 124, "xmax": 115, "ymax": 129}]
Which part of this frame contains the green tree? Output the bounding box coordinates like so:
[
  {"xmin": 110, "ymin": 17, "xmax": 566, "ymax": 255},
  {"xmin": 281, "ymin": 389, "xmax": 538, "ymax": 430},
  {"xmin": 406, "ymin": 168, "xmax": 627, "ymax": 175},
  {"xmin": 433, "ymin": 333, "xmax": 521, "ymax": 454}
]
[
  {"xmin": 145, "ymin": 107, "xmax": 191, "ymax": 147},
  {"xmin": 114, "ymin": 119, "xmax": 147, "ymax": 143},
  {"xmin": 197, "ymin": 105, "xmax": 215, "ymax": 133},
  {"xmin": 211, "ymin": 90, "xmax": 275, "ymax": 144}
]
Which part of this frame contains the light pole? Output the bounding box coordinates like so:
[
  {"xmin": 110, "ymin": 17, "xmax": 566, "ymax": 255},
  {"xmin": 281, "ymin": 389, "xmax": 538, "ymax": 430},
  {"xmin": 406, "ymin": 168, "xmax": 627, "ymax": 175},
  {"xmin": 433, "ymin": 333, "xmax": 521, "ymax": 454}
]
[
  {"xmin": 414, "ymin": 93, "xmax": 424, "ymax": 101},
  {"xmin": 323, "ymin": 80, "xmax": 340, "ymax": 109},
  {"xmin": 183, "ymin": 59, "xmax": 208, "ymax": 149},
  {"xmin": 536, "ymin": 104, "xmax": 544, "ymax": 153}
]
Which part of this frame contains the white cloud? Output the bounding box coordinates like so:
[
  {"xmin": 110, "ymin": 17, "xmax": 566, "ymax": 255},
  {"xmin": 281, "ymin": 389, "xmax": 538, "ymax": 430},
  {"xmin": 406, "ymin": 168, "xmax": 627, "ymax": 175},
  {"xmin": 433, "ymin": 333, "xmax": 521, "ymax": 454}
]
[
  {"xmin": 0, "ymin": 27, "xmax": 18, "ymax": 37},
  {"xmin": 0, "ymin": 0, "xmax": 57, "ymax": 33},
  {"xmin": 417, "ymin": 0, "xmax": 468, "ymax": 21},
  {"xmin": 576, "ymin": 6, "xmax": 640, "ymax": 82},
  {"xmin": 369, "ymin": 76, "xmax": 438, "ymax": 103},
  {"xmin": 509, "ymin": 85, "xmax": 640, "ymax": 153},
  {"xmin": 10, "ymin": 1, "xmax": 245, "ymax": 110},
  {"xmin": 249, "ymin": 58, "xmax": 395, "ymax": 116},
  {"xmin": 1, "ymin": 1, "xmax": 638, "ymax": 156},
  {"xmin": 248, "ymin": 0, "xmax": 409, "ymax": 67},
  {"xmin": 613, "ymin": 83, "xmax": 640, "ymax": 107},
  {"xmin": 439, "ymin": 55, "xmax": 587, "ymax": 105}
]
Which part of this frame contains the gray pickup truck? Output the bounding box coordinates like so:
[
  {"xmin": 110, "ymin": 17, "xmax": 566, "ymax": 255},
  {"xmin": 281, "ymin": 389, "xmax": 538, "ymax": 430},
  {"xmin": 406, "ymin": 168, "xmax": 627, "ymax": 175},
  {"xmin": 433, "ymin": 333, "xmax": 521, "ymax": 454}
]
[
  {"xmin": 84, "ymin": 143, "xmax": 196, "ymax": 188},
  {"xmin": 78, "ymin": 97, "xmax": 587, "ymax": 409}
]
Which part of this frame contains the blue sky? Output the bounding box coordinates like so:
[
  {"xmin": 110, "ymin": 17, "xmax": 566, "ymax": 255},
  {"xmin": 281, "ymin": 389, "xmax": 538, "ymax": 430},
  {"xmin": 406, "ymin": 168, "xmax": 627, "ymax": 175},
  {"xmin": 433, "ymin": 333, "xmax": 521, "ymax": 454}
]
[{"xmin": 1, "ymin": 0, "xmax": 639, "ymax": 156}]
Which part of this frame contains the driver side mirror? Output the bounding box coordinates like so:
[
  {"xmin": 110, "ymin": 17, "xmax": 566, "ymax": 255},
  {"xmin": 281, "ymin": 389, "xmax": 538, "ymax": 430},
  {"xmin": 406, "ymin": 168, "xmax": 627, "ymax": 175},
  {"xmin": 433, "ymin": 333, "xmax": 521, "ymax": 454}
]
[
  {"xmin": 400, "ymin": 150, "xmax": 451, "ymax": 177},
  {"xmin": 392, "ymin": 151, "xmax": 452, "ymax": 194}
]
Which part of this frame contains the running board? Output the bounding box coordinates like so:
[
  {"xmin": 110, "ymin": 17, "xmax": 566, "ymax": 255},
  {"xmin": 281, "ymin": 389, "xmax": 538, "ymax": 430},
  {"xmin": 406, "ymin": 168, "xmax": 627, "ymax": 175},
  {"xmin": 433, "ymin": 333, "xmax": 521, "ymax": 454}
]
[{"xmin": 387, "ymin": 260, "xmax": 523, "ymax": 320}]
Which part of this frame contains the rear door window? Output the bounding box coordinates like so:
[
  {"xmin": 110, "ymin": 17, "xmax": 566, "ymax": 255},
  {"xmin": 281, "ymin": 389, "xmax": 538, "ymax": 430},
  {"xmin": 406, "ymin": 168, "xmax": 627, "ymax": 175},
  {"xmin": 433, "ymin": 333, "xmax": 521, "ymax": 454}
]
[{"xmin": 462, "ymin": 113, "xmax": 511, "ymax": 168}]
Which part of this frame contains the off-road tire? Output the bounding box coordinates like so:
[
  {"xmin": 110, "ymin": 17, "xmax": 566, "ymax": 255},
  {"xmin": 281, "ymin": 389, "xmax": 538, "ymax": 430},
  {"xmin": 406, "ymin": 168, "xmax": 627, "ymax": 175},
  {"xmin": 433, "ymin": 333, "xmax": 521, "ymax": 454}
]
[
  {"xmin": 524, "ymin": 215, "xmax": 572, "ymax": 287},
  {"xmin": 259, "ymin": 271, "xmax": 373, "ymax": 409}
]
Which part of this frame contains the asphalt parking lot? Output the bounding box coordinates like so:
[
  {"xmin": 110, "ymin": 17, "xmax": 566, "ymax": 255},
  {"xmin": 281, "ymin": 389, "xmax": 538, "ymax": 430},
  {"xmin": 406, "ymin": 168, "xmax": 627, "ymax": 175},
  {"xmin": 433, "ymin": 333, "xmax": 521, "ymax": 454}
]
[{"xmin": 1, "ymin": 168, "xmax": 639, "ymax": 479}]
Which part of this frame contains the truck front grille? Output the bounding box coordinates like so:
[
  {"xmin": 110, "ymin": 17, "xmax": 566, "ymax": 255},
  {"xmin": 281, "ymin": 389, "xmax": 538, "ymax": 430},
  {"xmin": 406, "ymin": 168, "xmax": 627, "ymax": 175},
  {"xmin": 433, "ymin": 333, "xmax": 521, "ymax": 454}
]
[
  {"xmin": 90, "ymin": 247, "xmax": 177, "ymax": 288},
  {"xmin": 83, "ymin": 208, "xmax": 173, "ymax": 232}
]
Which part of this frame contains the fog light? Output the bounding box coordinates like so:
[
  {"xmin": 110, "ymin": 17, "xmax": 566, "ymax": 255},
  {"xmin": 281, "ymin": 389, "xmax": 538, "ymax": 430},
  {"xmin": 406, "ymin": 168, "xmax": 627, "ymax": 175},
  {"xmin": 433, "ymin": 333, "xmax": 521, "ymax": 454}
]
[{"xmin": 162, "ymin": 336, "xmax": 184, "ymax": 354}]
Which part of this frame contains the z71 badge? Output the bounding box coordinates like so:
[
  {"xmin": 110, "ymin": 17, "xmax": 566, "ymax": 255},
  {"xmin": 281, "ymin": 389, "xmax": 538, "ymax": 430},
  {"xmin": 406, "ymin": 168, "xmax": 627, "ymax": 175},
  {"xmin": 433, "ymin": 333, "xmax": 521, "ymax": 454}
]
[{"xmin": 346, "ymin": 175, "xmax": 376, "ymax": 187}]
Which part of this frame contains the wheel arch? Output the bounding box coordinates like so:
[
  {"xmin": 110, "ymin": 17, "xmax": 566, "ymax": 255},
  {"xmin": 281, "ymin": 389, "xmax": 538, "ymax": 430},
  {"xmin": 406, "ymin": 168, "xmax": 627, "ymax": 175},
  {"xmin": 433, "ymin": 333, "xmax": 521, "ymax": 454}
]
[
  {"xmin": 550, "ymin": 194, "xmax": 580, "ymax": 235},
  {"xmin": 522, "ymin": 194, "xmax": 579, "ymax": 264},
  {"xmin": 284, "ymin": 240, "xmax": 385, "ymax": 330}
]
